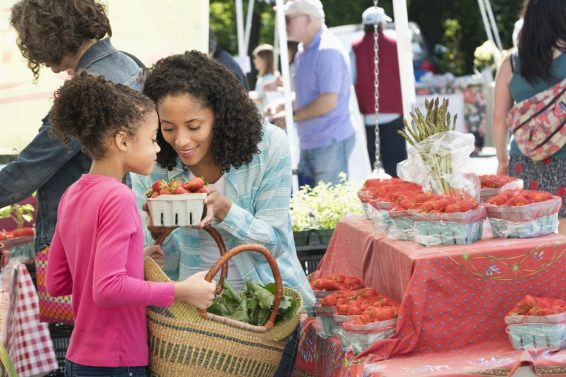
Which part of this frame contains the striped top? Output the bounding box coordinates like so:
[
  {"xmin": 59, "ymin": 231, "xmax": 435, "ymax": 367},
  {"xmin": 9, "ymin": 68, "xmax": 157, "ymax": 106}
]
[{"xmin": 132, "ymin": 123, "xmax": 315, "ymax": 308}]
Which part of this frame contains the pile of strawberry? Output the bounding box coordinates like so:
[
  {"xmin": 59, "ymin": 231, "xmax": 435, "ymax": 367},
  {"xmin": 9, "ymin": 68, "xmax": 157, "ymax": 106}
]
[
  {"xmin": 479, "ymin": 175, "xmax": 520, "ymax": 189},
  {"xmin": 310, "ymin": 274, "xmax": 363, "ymax": 292},
  {"xmin": 0, "ymin": 227, "xmax": 34, "ymax": 240},
  {"xmin": 321, "ymin": 287, "xmax": 400, "ymax": 322},
  {"xmin": 395, "ymin": 192, "xmax": 479, "ymax": 214},
  {"xmin": 508, "ymin": 295, "xmax": 566, "ymax": 316},
  {"xmin": 487, "ymin": 190, "xmax": 554, "ymax": 207},
  {"xmin": 146, "ymin": 177, "xmax": 207, "ymax": 198},
  {"xmin": 358, "ymin": 178, "xmax": 423, "ymax": 204}
]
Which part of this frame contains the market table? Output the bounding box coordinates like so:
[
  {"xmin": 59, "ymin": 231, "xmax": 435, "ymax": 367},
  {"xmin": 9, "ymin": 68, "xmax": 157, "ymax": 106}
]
[{"xmin": 294, "ymin": 215, "xmax": 566, "ymax": 377}]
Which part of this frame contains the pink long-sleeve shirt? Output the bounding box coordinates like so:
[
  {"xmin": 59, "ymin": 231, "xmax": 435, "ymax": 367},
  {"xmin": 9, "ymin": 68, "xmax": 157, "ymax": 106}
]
[{"xmin": 47, "ymin": 174, "xmax": 175, "ymax": 367}]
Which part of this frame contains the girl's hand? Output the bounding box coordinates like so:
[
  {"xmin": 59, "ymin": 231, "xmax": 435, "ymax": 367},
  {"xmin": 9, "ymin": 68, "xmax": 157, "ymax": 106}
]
[
  {"xmin": 144, "ymin": 245, "xmax": 165, "ymax": 268},
  {"xmin": 174, "ymin": 271, "xmax": 217, "ymax": 309}
]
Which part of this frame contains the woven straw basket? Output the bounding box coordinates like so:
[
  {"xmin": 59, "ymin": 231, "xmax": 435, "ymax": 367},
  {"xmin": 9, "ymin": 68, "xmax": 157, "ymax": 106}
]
[{"xmin": 145, "ymin": 225, "xmax": 303, "ymax": 377}]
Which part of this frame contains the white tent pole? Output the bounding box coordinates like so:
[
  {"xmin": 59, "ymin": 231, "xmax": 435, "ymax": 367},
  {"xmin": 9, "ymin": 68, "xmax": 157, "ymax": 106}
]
[
  {"xmin": 275, "ymin": 0, "xmax": 298, "ymax": 193},
  {"xmin": 392, "ymin": 0, "xmax": 416, "ymax": 121},
  {"xmin": 244, "ymin": 0, "xmax": 255, "ymax": 54},
  {"xmin": 477, "ymin": 0, "xmax": 495, "ymax": 45},
  {"xmin": 235, "ymin": 0, "xmax": 246, "ymax": 58},
  {"xmin": 484, "ymin": 0, "xmax": 502, "ymax": 51}
]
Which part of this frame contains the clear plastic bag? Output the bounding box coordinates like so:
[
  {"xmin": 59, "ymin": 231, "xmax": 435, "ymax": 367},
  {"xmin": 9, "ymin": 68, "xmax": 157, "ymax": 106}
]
[{"xmin": 398, "ymin": 131, "xmax": 480, "ymax": 200}]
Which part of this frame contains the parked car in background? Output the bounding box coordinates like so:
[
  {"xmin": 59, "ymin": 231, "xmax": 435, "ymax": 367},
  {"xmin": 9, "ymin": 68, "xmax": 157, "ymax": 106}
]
[{"xmin": 329, "ymin": 22, "xmax": 443, "ymax": 82}]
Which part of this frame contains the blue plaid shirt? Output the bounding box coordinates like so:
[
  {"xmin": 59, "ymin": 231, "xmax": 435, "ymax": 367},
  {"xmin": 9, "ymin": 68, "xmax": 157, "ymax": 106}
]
[{"xmin": 132, "ymin": 123, "xmax": 315, "ymax": 308}]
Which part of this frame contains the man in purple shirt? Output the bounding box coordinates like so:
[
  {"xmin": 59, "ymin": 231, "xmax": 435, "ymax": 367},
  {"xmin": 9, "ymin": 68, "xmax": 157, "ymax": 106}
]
[{"xmin": 283, "ymin": 0, "xmax": 356, "ymax": 185}]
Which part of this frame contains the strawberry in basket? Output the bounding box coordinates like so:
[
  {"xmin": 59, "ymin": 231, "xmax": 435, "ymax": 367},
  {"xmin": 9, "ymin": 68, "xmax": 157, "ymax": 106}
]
[
  {"xmin": 486, "ymin": 190, "xmax": 562, "ymax": 238},
  {"xmin": 146, "ymin": 177, "xmax": 209, "ymax": 227},
  {"xmin": 310, "ymin": 274, "xmax": 363, "ymax": 293},
  {"xmin": 508, "ymin": 295, "xmax": 566, "ymax": 317},
  {"xmin": 146, "ymin": 177, "xmax": 207, "ymax": 198}
]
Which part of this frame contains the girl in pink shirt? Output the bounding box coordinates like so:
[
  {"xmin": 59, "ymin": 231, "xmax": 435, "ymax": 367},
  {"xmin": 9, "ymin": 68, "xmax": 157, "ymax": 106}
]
[{"xmin": 46, "ymin": 72, "xmax": 216, "ymax": 376}]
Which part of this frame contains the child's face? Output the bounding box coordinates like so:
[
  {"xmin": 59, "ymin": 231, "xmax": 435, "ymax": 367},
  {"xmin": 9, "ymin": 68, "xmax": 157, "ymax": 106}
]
[
  {"xmin": 126, "ymin": 110, "xmax": 160, "ymax": 175},
  {"xmin": 157, "ymin": 93, "xmax": 214, "ymax": 171},
  {"xmin": 253, "ymin": 55, "xmax": 264, "ymax": 72}
]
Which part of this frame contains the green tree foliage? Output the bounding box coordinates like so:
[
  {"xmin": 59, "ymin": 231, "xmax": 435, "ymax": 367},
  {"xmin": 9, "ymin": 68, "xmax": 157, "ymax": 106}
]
[{"xmin": 209, "ymin": 0, "xmax": 520, "ymax": 76}]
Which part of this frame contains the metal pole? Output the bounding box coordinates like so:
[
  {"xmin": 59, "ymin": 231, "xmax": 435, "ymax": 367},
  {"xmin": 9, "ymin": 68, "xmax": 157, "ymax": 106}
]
[
  {"xmin": 275, "ymin": 0, "xmax": 299, "ymax": 193},
  {"xmin": 484, "ymin": 0, "xmax": 503, "ymax": 52},
  {"xmin": 244, "ymin": 0, "xmax": 256, "ymax": 54},
  {"xmin": 477, "ymin": 0, "xmax": 495, "ymax": 45}
]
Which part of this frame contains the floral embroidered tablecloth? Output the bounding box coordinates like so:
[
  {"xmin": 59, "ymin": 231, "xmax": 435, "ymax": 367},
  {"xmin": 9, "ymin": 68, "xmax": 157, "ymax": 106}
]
[{"xmin": 294, "ymin": 215, "xmax": 566, "ymax": 377}]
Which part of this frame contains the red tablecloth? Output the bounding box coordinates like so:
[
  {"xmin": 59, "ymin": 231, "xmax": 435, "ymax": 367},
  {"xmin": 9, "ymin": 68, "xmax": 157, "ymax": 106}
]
[{"xmin": 295, "ymin": 215, "xmax": 566, "ymax": 377}]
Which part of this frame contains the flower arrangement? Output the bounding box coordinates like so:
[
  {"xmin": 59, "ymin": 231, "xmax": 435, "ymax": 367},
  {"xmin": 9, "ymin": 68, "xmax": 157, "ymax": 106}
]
[
  {"xmin": 290, "ymin": 174, "xmax": 363, "ymax": 231},
  {"xmin": 473, "ymin": 40, "xmax": 502, "ymax": 73}
]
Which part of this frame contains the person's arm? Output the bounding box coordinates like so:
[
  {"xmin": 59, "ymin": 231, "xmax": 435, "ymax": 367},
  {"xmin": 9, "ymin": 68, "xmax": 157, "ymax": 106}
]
[
  {"xmin": 294, "ymin": 49, "xmax": 343, "ymax": 122},
  {"xmin": 294, "ymin": 93, "xmax": 338, "ymax": 122},
  {"xmin": 0, "ymin": 113, "xmax": 82, "ymax": 207},
  {"xmin": 91, "ymin": 191, "xmax": 175, "ymax": 307},
  {"xmin": 492, "ymin": 55, "xmax": 514, "ymax": 176},
  {"xmin": 214, "ymin": 126, "xmax": 292, "ymax": 257},
  {"xmin": 45, "ymin": 225, "xmax": 73, "ymax": 297}
]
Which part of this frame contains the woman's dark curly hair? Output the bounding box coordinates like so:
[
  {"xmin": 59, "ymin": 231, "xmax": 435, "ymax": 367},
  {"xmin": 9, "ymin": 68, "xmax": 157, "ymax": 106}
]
[
  {"xmin": 143, "ymin": 50, "xmax": 263, "ymax": 172},
  {"xmin": 50, "ymin": 72, "xmax": 155, "ymax": 159},
  {"xmin": 518, "ymin": 0, "xmax": 566, "ymax": 83},
  {"xmin": 10, "ymin": 0, "xmax": 111, "ymax": 81}
]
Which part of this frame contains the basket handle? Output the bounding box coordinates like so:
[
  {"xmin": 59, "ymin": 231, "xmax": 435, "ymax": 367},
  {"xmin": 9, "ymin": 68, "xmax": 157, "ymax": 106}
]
[
  {"xmin": 149, "ymin": 224, "xmax": 228, "ymax": 295},
  {"xmin": 198, "ymin": 244, "xmax": 283, "ymax": 330}
]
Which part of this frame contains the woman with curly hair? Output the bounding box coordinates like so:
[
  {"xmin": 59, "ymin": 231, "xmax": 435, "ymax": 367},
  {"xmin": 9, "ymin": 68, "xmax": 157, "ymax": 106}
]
[
  {"xmin": 492, "ymin": 0, "xmax": 566, "ymax": 234},
  {"xmin": 0, "ymin": 0, "xmax": 143, "ymax": 255},
  {"xmin": 48, "ymin": 72, "xmax": 215, "ymax": 377},
  {"xmin": 132, "ymin": 51, "xmax": 315, "ymax": 376}
]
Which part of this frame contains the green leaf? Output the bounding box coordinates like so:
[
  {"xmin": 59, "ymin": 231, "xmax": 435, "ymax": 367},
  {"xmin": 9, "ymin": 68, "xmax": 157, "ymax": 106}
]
[
  {"xmin": 255, "ymin": 307, "xmax": 270, "ymax": 326},
  {"xmin": 227, "ymin": 298, "xmax": 250, "ymax": 323},
  {"xmin": 253, "ymin": 283, "xmax": 275, "ymax": 310},
  {"xmin": 207, "ymin": 299, "xmax": 230, "ymax": 316},
  {"xmin": 221, "ymin": 279, "xmax": 241, "ymax": 305}
]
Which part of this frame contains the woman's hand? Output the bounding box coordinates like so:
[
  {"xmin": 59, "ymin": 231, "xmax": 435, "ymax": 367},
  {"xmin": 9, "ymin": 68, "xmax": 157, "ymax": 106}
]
[
  {"xmin": 144, "ymin": 245, "xmax": 165, "ymax": 268},
  {"xmin": 496, "ymin": 160, "xmax": 509, "ymax": 176},
  {"xmin": 192, "ymin": 184, "xmax": 232, "ymax": 228}
]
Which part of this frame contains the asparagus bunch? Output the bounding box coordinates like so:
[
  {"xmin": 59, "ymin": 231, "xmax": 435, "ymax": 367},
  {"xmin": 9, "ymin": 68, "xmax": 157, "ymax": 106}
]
[{"xmin": 398, "ymin": 98, "xmax": 459, "ymax": 194}]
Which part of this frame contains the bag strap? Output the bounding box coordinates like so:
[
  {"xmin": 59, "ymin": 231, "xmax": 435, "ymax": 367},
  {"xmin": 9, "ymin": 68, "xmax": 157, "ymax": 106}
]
[{"xmin": 510, "ymin": 51, "xmax": 518, "ymax": 74}]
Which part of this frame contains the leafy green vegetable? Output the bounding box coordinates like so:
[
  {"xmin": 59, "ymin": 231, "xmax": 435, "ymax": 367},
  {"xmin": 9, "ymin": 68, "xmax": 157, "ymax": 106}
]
[
  {"xmin": 207, "ymin": 279, "xmax": 299, "ymax": 326},
  {"xmin": 253, "ymin": 283, "xmax": 275, "ymax": 309}
]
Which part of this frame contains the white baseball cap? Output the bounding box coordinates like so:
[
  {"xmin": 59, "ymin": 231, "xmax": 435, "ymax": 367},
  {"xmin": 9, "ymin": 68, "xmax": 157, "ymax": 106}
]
[
  {"xmin": 362, "ymin": 6, "xmax": 392, "ymax": 25},
  {"xmin": 284, "ymin": 0, "xmax": 325, "ymax": 20}
]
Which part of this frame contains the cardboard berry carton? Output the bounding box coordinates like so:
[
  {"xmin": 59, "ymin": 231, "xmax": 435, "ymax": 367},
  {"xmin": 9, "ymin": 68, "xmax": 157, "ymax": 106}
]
[
  {"xmin": 146, "ymin": 177, "xmax": 207, "ymax": 227},
  {"xmin": 485, "ymin": 190, "xmax": 561, "ymax": 238},
  {"xmin": 341, "ymin": 307, "xmax": 399, "ymax": 354},
  {"xmin": 409, "ymin": 194, "xmax": 486, "ymax": 246},
  {"xmin": 505, "ymin": 295, "xmax": 566, "ymax": 351}
]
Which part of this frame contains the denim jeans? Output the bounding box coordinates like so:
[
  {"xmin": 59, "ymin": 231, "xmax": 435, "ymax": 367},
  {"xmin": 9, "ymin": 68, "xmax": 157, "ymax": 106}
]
[
  {"xmin": 299, "ymin": 133, "xmax": 356, "ymax": 185},
  {"xmin": 273, "ymin": 326, "xmax": 299, "ymax": 377},
  {"xmin": 64, "ymin": 359, "xmax": 147, "ymax": 377}
]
